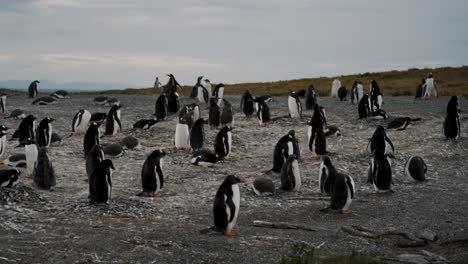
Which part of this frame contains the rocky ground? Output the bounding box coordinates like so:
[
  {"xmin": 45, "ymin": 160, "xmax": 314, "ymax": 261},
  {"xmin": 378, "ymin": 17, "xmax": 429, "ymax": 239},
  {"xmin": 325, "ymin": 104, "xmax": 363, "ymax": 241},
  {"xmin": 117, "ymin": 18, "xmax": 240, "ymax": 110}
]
[{"xmin": 0, "ymin": 93, "xmax": 467, "ymax": 263}]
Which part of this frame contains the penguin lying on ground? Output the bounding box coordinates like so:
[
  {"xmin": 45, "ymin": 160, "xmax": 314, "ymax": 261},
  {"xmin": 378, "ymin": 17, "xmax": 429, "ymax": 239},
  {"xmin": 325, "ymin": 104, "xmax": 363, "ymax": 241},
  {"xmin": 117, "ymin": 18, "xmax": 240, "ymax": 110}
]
[
  {"xmin": 251, "ymin": 178, "xmax": 275, "ymax": 196},
  {"xmin": 7, "ymin": 109, "xmax": 26, "ymax": 119},
  {"xmin": 0, "ymin": 168, "xmax": 20, "ymax": 188},
  {"xmin": 405, "ymin": 156, "xmax": 427, "ymax": 182},
  {"xmin": 51, "ymin": 90, "xmax": 69, "ymax": 99},
  {"xmin": 191, "ymin": 149, "xmax": 222, "ymax": 167},
  {"xmin": 103, "ymin": 143, "xmax": 125, "ymax": 158},
  {"xmin": 324, "ymin": 125, "xmax": 341, "ymax": 137},
  {"xmin": 32, "ymin": 97, "xmax": 57, "ymax": 105},
  {"xmin": 93, "ymin": 96, "xmax": 108, "ymax": 105},
  {"xmin": 120, "ymin": 136, "xmax": 141, "ymax": 150},
  {"xmin": 3, "ymin": 154, "xmax": 26, "ymax": 168},
  {"xmin": 138, "ymin": 149, "xmax": 166, "ymax": 197},
  {"xmin": 133, "ymin": 119, "xmax": 158, "ymax": 129},
  {"xmin": 213, "ymin": 175, "xmax": 241, "ymax": 236}
]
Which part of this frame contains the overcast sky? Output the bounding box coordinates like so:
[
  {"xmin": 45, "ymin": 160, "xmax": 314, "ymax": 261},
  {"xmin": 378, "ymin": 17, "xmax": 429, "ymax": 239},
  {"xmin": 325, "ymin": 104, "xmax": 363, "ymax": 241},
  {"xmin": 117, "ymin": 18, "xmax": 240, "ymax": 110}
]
[{"xmin": 0, "ymin": 0, "xmax": 467, "ymax": 87}]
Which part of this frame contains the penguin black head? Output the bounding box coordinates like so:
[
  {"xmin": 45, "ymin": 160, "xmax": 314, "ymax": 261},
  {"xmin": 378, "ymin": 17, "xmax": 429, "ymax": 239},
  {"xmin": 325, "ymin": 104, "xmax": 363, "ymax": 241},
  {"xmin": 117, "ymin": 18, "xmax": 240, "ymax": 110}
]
[
  {"xmin": 150, "ymin": 149, "xmax": 166, "ymax": 158},
  {"xmin": 25, "ymin": 115, "xmax": 36, "ymax": 121},
  {"xmin": 148, "ymin": 119, "xmax": 158, "ymax": 127},
  {"xmin": 216, "ymin": 83, "xmax": 224, "ymax": 88},
  {"xmin": 428, "ymin": 73, "xmax": 433, "ymax": 78},
  {"xmin": 204, "ymin": 79, "xmax": 210, "ymax": 82},
  {"xmin": 447, "ymin": 96, "xmax": 460, "ymax": 114},
  {"xmin": 321, "ymin": 155, "xmax": 332, "ymax": 166},
  {"xmin": 376, "ymin": 125, "xmax": 386, "ymax": 133},
  {"xmin": 224, "ymin": 175, "xmax": 241, "ymax": 185},
  {"xmin": 0, "ymin": 125, "xmax": 9, "ymax": 132},
  {"xmin": 288, "ymin": 130, "xmax": 295, "ymax": 138},
  {"xmin": 0, "ymin": 131, "xmax": 7, "ymax": 138},
  {"xmin": 34, "ymin": 80, "xmax": 40, "ymax": 84},
  {"xmin": 100, "ymin": 159, "xmax": 115, "ymax": 170},
  {"xmin": 197, "ymin": 76, "xmax": 204, "ymax": 83},
  {"xmin": 44, "ymin": 117, "xmax": 54, "ymax": 123},
  {"xmin": 38, "ymin": 146, "xmax": 49, "ymax": 157},
  {"xmin": 308, "ymin": 84, "xmax": 315, "ymax": 90},
  {"xmin": 313, "ymin": 103, "xmax": 320, "ymax": 112}
]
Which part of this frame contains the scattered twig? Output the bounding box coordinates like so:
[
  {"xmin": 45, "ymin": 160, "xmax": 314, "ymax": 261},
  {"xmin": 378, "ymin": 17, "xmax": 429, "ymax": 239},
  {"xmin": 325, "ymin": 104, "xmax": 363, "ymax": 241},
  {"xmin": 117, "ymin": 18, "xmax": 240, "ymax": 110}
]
[
  {"xmin": 253, "ymin": 220, "xmax": 316, "ymax": 232},
  {"xmin": 342, "ymin": 225, "xmax": 427, "ymax": 248}
]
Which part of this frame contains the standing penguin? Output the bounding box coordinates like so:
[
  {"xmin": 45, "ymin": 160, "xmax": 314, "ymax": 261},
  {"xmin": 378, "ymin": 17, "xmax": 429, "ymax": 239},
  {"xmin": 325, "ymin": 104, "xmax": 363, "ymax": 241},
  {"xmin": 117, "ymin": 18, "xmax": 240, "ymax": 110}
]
[
  {"xmin": 369, "ymin": 126, "xmax": 395, "ymax": 155},
  {"xmin": 214, "ymin": 126, "xmax": 232, "ymax": 159},
  {"xmin": 190, "ymin": 118, "xmax": 205, "ymax": 151},
  {"xmin": 195, "ymin": 76, "xmax": 209, "ymax": 104},
  {"xmin": 24, "ymin": 138, "xmax": 38, "ymax": 177},
  {"xmin": 369, "ymin": 80, "xmax": 383, "ymax": 111},
  {"xmin": 208, "ymin": 98, "xmax": 220, "ymax": 129},
  {"xmin": 35, "ymin": 117, "xmax": 54, "ymax": 147},
  {"xmin": 0, "ymin": 128, "xmax": 8, "ymax": 159},
  {"xmin": 213, "ymin": 175, "xmax": 241, "ymax": 236},
  {"xmin": 17, "ymin": 115, "xmax": 36, "ymax": 146},
  {"xmin": 288, "ymin": 91, "xmax": 303, "ymax": 118},
  {"xmin": 254, "ymin": 96, "xmax": 271, "ymax": 126},
  {"xmin": 272, "ymin": 130, "xmax": 299, "ymax": 173},
  {"xmin": 72, "ymin": 109, "xmax": 91, "ymax": 135},
  {"xmin": 89, "ymin": 159, "xmax": 114, "ymax": 205},
  {"xmin": 415, "ymin": 78, "xmax": 426, "ymax": 99},
  {"xmin": 167, "ymin": 89, "xmax": 180, "ymax": 114},
  {"xmin": 358, "ymin": 94, "xmax": 372, "ymax": 119},
  {"xmin": 240, "ymin": 90, "xmax": 255, "ymax": 117},
  {"xmin": 318, "ymin": 156, "xmax": 338, "ymax": 195},
  {"xmin": 337, "ymin": 86, "xmax": 348, "ymax": 101},
  {"xmin": 191, "ymin": 103, "xmax": 201, "ymax": 121},
  {"xmin": 330, "ymin": 173, "xmax": 355, "ymax": 214},
  {"xmin": 308, "ymin": 104, "xmax": 327, "ymax": 159},
  {"xmin": 33, "ymin": 147, "xmax": 56, "ymax": 190},
  {"xmin": 0, "ymin": 93, "xmax": 7, "ymax": 115},
  {"xmin": 280, "ymin": 154, "xmax": 301, "ymax": 191},
  {"xmin": 175, "ymin": 113, "xmax": 191, "ymax": 150},
  {"xmin": 443, "ymin": 96, "xmax": 461, "ymax": 140},
  {"xmin": 405, "ymin": 156, "xmax": 427, "ymax": 182},
  {"xmin": 83, "ymin": 122, "xmax": 101, "ymax": 157},
  {"xmin": 155, "ymin": 93, "xmax": 168, "ymax": 120},
  {"xmin": 351, "ymin": 80, "xmax": 364, "ymax": 104},
  {"xmin": 139, "ymin": 149, "xmax": 166, "ymax": 197},
  {"xmin": 28, "ymin": 80, "xmax": 40, "ymax": 98},
  {"xmin": 220, "ymin": 99, "xmax": 234, "ymax": 127},
  {"xmin": 105, "ymin": 104, "xmax": 122, "ymax": 136},
  {"xmin": 212, "ymin": 83, "xmax": 225, "ymax": 106},
  {"xmin": 423, "ymin": 73, "xmax": 437, "ymax": 99},
  {"xmin": 86, "ymin": 144, "xmax": 104, "ymax": 179},
  {"xmin": 305, "ymin": 84, "xmax": 317, "ymax": 110},
  {"xmin": 368, "ymin": 151, "xmax": 393, "ymax": 192},
  {"xmin": 204, "ymin": 79, "xmax": 212, "ymax": 97},
  {"xmin": 331, "ymin": 79, "xmax": 341, "ymax": 98}
]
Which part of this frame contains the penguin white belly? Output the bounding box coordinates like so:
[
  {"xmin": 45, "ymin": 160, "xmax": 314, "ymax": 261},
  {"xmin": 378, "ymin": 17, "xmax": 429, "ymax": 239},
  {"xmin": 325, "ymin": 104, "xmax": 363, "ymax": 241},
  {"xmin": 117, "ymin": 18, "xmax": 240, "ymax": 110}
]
[
  {"xmin": 25, "ymin": 145, "xmax": 38, "ymax": 176},
  {"xmin": 292, "ymin": 159, "xmax": 301, "ymax": 190},
  {"xmin": 226, "ymin": 184, "xmax": 240, "ymax": 232},
  {"xmin": 343, "ymin": 185, "xmax": 352, "ymax": 211},
  {"xmin": 424, "ymin": 79, "xmax": 435, "ymax": 97},
  {"xmin": 318, "ymin": 162, "xmax": 327, "ymax": 192},
  {"xmin": 227, "ymin": 132, "xmax": 232, "ymax": 157},
  {"xmin": 287, "ymin": 141, "xmax": 293, "ymax": 156},
  {"xmin": 0, "ymin": 136, "xmax": 6, "ymax": 159},
  {"xmin": 197, "ymin": 87, "xmax": 205, "ymax": 103},
  {"xmin": 254, "ymin": 102, "xmax": 259, "ymax": 113},
  {"xmin": 331, "ymin": 81, "xmax": 340, "ymax": 97},
  {"xmin": 113, "ymin": 120, "xmax": 120, "ymax": 136},
  {"xmin": 377, "ymin": 95, "xmax": 383, "ymax": 109},
  {"xmin": 217, "ymin": 88, "xmax": 224, "ymax": 106},
  {"xmin": 154, "ymin": 166, "xmax": 161, "ymax": 193},
  {"xmin": 107, "ymin": 170, "xmax": 113, "ymax": 202},
  {"xmin": 175, "ymin": 124, "xmax": 190, "ymax": 148},
  {"xmin": 257, "ymin": 106, "xmax": 263, "ymax": 125},
  {"xmin": 193, "ymin": 107, "xmax": 200, "ymax": 121},
  {"xmin": 357, "ymin": 85, "xmax": 363, "ymax": 101},
  {"xmin": 288, "ymin": 96, "xmax": 300, "ymax": 118},
  {"xmin": 76, "ymin": 111, "xmax": 91, "ymax": 133},
  {"xmin": 404, "ymin": 156, "xmax": 413, "ymax": 179}
]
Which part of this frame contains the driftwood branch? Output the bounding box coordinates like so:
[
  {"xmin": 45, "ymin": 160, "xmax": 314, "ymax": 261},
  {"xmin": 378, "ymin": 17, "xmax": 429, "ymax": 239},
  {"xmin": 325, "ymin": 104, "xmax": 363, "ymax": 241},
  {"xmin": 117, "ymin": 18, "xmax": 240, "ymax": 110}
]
[
  {"xmin": 342, "ymin": 225, "xmax": 427, "ymax": 248},
  {"xmin": 253, "ymin": 220, "xmax": 316, "ymax": 232}
]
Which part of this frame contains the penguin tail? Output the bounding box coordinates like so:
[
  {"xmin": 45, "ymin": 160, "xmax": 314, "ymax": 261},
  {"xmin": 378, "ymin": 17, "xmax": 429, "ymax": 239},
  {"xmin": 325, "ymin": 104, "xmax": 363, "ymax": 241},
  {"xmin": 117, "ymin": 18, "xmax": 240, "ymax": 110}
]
[
  {"xmin": 136, "ymin": 191, "xmax": 145, "ymax": 197},
  {"xmin": 319, "ymin": 207, "xmax": 332, "ymax": 213},
  {"xmin": 388, "ymin": 188, "xmax": 395, "ymax": 194}
]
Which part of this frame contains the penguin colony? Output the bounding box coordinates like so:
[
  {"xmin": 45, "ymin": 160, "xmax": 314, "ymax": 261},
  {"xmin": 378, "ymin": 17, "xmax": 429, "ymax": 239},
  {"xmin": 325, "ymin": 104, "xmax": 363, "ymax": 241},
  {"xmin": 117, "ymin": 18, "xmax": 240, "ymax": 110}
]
[{"xmin": 0, "ymin": 75, "xmax": 463, "ymax": 238}]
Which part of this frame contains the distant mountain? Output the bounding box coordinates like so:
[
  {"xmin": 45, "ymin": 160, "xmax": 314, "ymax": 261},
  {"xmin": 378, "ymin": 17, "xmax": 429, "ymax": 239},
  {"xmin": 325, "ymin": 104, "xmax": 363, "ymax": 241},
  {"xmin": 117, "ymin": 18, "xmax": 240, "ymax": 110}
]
[{"xmin": 0, "ymin": 79, "xmax": 134, "ymax": 92}]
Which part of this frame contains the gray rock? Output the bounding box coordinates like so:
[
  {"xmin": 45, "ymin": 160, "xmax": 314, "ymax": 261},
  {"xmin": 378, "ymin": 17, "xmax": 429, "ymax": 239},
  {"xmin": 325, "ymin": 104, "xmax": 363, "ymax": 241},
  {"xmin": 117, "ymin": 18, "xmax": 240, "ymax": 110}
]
[
  {"xmin": 398, "ymin": 254, "xmax": 428, "ymax": 264},
  {"xmin": 418, "ymin": 229, "xmax": 437, "ymax": 241}
]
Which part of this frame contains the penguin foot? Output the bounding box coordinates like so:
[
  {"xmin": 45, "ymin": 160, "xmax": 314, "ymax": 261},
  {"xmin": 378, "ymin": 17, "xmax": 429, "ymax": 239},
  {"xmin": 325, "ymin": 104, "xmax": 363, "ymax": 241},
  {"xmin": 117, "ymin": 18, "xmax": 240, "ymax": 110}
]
[
  {"xmin": 311, "ymin": 156, "xmax": 320, "ymax": 161},
  {"xmin": 150, "ymin": 193, "xmax": 161, "ymax": 198},
  {"xmin": 224, "ymin": 230, "xmax": 237, "ymax": 236},
  {"xmin": 340, "ymin": 210, "xmax": 351, "ymax": 215}
]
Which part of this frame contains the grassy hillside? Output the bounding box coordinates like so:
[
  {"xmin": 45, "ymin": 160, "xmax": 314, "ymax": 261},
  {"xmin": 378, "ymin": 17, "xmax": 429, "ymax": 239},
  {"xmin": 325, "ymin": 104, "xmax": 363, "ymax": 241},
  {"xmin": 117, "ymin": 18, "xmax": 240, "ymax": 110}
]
[{"xmin": 54, "ymin": 66, "xmax": 468, "ymax": 97}]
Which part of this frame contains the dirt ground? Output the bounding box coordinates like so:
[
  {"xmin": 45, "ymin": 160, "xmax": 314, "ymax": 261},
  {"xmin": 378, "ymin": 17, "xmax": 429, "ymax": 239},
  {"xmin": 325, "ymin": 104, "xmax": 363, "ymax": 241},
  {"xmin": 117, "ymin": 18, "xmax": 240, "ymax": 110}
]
[{"xmin": 0, "ymin": 93, "xmax": 467, "ymax": 263}]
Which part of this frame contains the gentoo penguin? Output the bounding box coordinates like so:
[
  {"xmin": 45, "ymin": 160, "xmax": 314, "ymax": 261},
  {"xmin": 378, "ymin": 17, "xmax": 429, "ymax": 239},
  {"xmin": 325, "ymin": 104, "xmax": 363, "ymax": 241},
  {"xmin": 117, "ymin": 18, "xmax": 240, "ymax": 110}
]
[
  {"xmin": 443, "ymin": 96, "xmax": 461, "ymax": 140},
  {"xmin": 308, "ymin": 105, "xmax": 327, "ymax": 159},
  {"xmin": 0, "ymin": 129, "xmax": 8, "ymax": 159},
  {"xmin": 32, "ymin": 97, "xmax": 57, "ymax": 105},
  {"xmin": 405, "ymin": 156, "xmax": 427, "ymax": 182},
  {"xmin": 288, "ymin": 91, "xmax": 303, "ymax": 118},
  {"xmin": 387, "ymin": 117, "xmax": 411, "ymax": 130},
  {"xmin": 423, "ymin": 73, "xmax": 437, "ymax": 98},
  {"xmin": 415, "ymin": 78, "xmax": 426, "ymax": 99},
  {"xmin": 83, "ymin": 122, "xmax": 100, "ymax": 157},
  {"xmin": 351, "ymin": 80, "xmax": 364, "ymax": 105},
  {"xmin": 7, "ymin": 109, "xmax": 26, "ymax": 119},
  {"xmin": 272, "ymin": 130, "xmax": 299, "ymax": 173},
  {"xmin": 155, "ymin": 93, "xmax": 168, "ymax": 121},
  {"xmin": 369, "ymin": 80, "xmax": 383, "ymax": 111},
  {"xmin": 257, "ymin": 95, "xmax": 272, "ymax": 103},
  {"xmin": 208, "ymin": 98, "xmax": 220, "ymax": 129},
  {"xmin": 212, "ymin": 83, "xmax": 225, "ymax": 106},
  {"xmin": 196, "ymin": 76, "xmax": 209, "ymax": 104},
  {"xmin": 93, "ymin": 96, "xmax": 108, "ymax": 105},
  {"xmin": 28, "ymin": 80, "xmax": 40, "ymax": 98},
  {"xmin": 138, "ymin": 149, "xmax": 166, "ymax": 197},
  {"xmin": 133, "ymin": 119, "xmax": 158, "ymax": 129},
  {"xmin": 190, "ymin": 103, "xmax": 201, "ymax": 121},
  {"xmin": 33, "ymin": 147, "xmax": 56, "ymax": 190},
  {"xmin": 251, "ymin": 178, "xmax": 275, "ymax": 196},
  {"xmin": 105, "ymin": 104, "xmax": 122, "ymax": 136},
  {"xmin": 368, "ymin": 150, "xmax": 393, "ymax": 192},
  {"xmin": 154, "ymin": 76, "xmax": 162, "ymax": 90},
  {"xmin": 305, "ymin": 84, "xmax": 317, "ymax": 110},
  {"xmin": 17, "ymin": 115, "xmax": 36, "ymax": 146},
  {"xmin": 204, "ymin": 79, "xmax": 212, "ymax": 96},
  {"xmin": 105, "ymin": 97, "xmax": 120, "ymax": 107},
  {"xmin": 369, "ymin": 126, "xmax": 394, "ymax": 155},
  {"xmin": 331, "ymin": 79, "xmax": 341, "ymax": 98},
  {"xmin": 51, "ymin": 90, "xmax": 69, "ymax": 99},
  {"xmin": 254, "ymin": 96, "xmax": 271, "ymax": 126},
  {"xmin": 24, "ymin": 138, "xmax": 38, "ymax": 177},
  {"xmin": 3, "ymin": 154, "xmax": 26, "ymax": 168},
  {"xmin": 72, "ymin": 109, "xmax": 91, "ymax": 135},
  {"xmin": 175, "ymin": 113, "xmax": 191, "ymax": 150},
  {"xmin": 160, "ymin": 74, "xmax": 182, "ymax": 95},
  {"xmin": 0, "ymin": 93, "xmax": 7, "ymax": 115},
  {"xmin": 280, "ymin": 154, "xmax": 301, "ymax": 191},
  {"xmin": 35, "ymin": 117, "xmax": 54, "ymax": 147},
  {"xmin": 0, "ymin": 168, "xmax": 20, "ymax": 188},
  {"xmin": 214, "ymin": 126, "xmax": 232, "ymax": 159},
  {"xmin": 371, "ymin": 109, "xmax": 389, "ymax": 120},
  {"xmin": 220, "ymin": 99, "xmax": 234, "ymax": 127},
  {"xmin": 90, "ymin": 112, "xmax": 107, "ymax": 123},
  {"xmin": 330, "ymin": 173, "xmax": 355, "ymax": 214},
  {"xmin": 324, "ymin": 125, "xmax": 341, "ymax": 137},
  {"xmin": 120, "ymin": 136, "xmax": 141, "ymax": 150},
  {"xmin": 213, "ymin": 175, "xmax": 241, "ymax": 236},
  {"xmin": 358, "ymin": 94, "xmax": 371, "ymax": 119},
  {"xmin": 86, "ymin": 144, "xmax": 104, "ymax": 178},
  {"xmin": 50, "ymin": 132, "xmax": 62, "ymax": 146},
  {"xmin": 190, "ymin": 118, "xmax": 206, "ymax": 151},
  {"xmin": 89, "ymin": 159, "xmax": 114, "ymax": 205},
  {"xmin": 167, "ymin": 89, "xmax": 180, "ymax": 114},
  {"xmin": 310, "ymin": 104, "xmax": 326, "ymax": 130},
  {"xmin": 179, "ymin": 104, "xmax": 195, "ymax": 128},
  {"xmin": 318, "ymin": 156, "xmax": 338, "ymax": 195},
  {"xmin": 103, "ymin": 143, "xmax": 124, "ymax": 158},
  {"xmin": 337, "ymin": 86, "xmax": 347, "ymax": 101},
  {"xmin": 191, "ymin": 149, "xmax": 222, "ymax": 167},
  {"xmin": 240, "ymin": 90, "xmax": 255, "ymax": 117}
]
